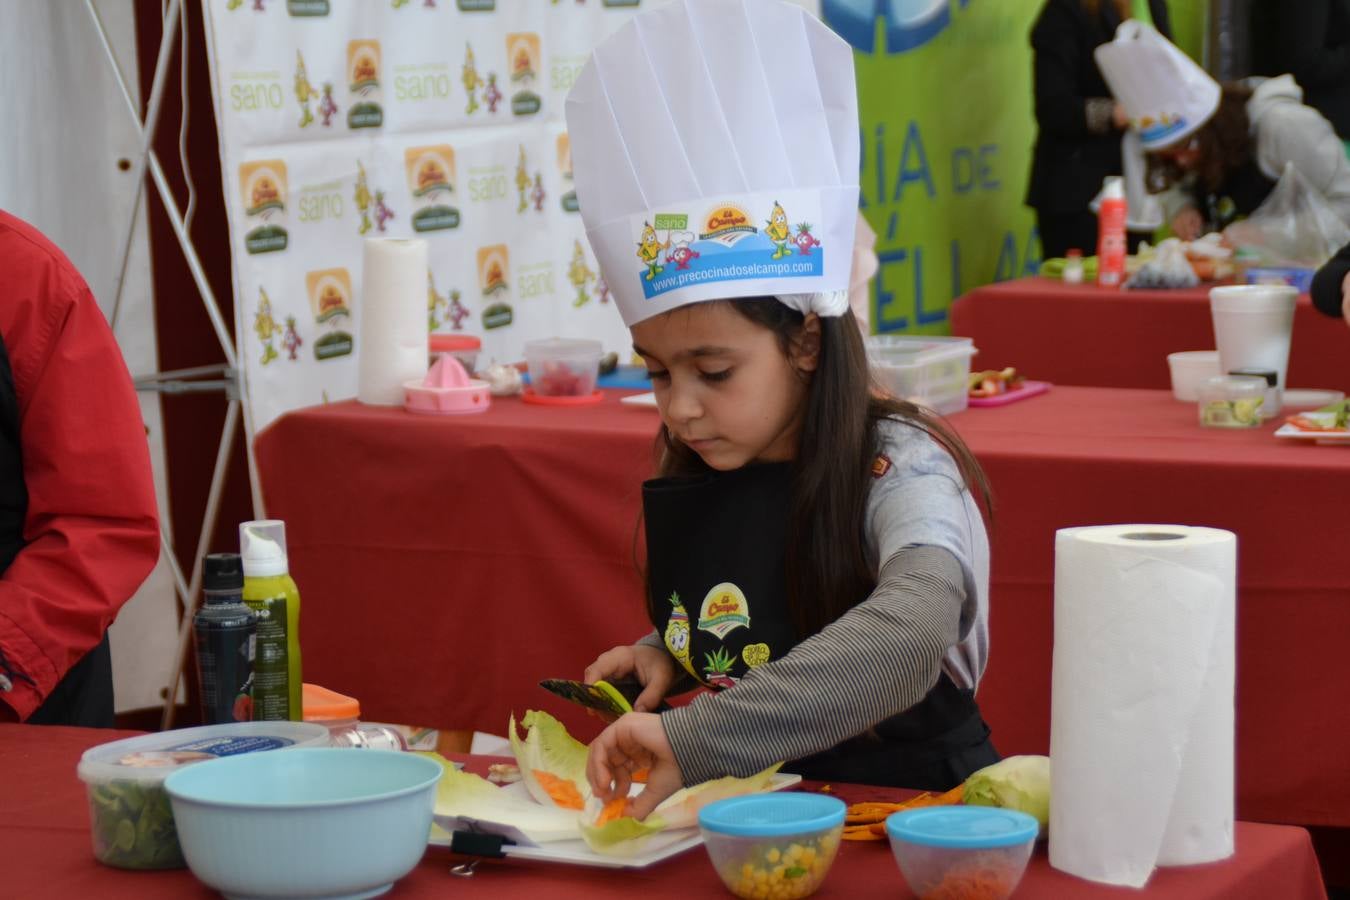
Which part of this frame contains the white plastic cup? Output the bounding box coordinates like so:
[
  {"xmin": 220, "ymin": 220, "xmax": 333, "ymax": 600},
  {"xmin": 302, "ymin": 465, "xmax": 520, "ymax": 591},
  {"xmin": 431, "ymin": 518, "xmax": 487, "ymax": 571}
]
[
  {"xmin": 1166, "ymin": 350, "xmax": 1221, "ymax": 402},
  {"xmin": 1209, "ymin": 284, "xmax": 1296, "ymax": 413}
]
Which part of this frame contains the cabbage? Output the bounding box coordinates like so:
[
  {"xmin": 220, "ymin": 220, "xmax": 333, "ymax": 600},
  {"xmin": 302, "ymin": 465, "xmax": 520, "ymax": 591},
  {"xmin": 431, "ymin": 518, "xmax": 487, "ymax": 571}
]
[
  {"xmin": 423, "ymin": 754, "xmax": 580, "ymax": 844},
  {"xmin": 962, "ymin": 755, "xmax": 1050, "ymax": 830},
  {"xmin": 578, "ymin": 797, "xmax": 669, "ymax": 857},
  {"xmin": 509, "ymin": 710, "xmax": 592, "ymax": 810}
]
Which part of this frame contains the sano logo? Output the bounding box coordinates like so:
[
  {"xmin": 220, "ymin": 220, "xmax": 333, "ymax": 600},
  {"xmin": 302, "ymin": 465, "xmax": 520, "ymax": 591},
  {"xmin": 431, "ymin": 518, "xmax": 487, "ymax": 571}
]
[{"xmin": 822, "ymin": 0, "xmax": 971, "ymax": 54}]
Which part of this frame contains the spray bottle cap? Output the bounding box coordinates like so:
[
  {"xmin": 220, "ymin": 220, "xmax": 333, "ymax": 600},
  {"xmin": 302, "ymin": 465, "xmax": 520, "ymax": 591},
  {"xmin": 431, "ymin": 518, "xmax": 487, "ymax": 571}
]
[
  {"xmin": 1102, "ymin": 175, "xmax": 1125, "ymax": 201},
  {"xmin": 240, "ymin": 520, "xmax": 289, "ymax": 578},
  {"xmin": 203, "ymin": 553, "xmax": 244, "ymax": 595}
]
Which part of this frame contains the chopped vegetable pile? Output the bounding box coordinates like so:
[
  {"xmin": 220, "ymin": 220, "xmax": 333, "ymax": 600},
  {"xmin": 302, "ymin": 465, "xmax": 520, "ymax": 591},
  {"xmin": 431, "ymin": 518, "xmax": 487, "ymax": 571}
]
[{"xmin": 968, "ymin": 368, "xmax": 1025, "ymax": 399}]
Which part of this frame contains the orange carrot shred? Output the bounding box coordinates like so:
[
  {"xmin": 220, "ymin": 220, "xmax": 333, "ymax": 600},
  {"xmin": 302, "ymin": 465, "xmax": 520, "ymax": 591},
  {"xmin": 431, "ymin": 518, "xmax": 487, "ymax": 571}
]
[{"xmin": 595, "ymin": 796, "xmax": 628, "ymax": 826}]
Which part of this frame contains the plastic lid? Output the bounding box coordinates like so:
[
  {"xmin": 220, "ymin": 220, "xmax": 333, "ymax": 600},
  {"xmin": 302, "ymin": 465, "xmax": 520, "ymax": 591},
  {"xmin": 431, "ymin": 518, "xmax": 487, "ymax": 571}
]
[
  {"xmin": 1228, "ymin": 368, "xmax": 1278, "ymax": 387},
  {"xmin": 430, "ymin": 333, "xmax": 481, "ymax": 353},
  {"xmin": 1101, "ymin": 175, "xmax": 1125, "ymax": 200},
  {"xmin": 1202, "ymin": 374, "xmax": 1267, "ymax": 398},
  {"xmin": 240, "ymin": 520, "xmax": 288, "ymax": 578},
  {"xmin": 76, "ymin": 721, "xmax": 329, "ymax": 785},
  {"xmin": 886, "ymin": 806, "xmax": 1039, "ymax": 849},
  {"xmin": 302, "ymin": 682, "xmax": 361, "ymax": 721},
  {"xmin": 203, "ymin": 553, "xmax": 244, "ymax": 593},
  {"xmin": 698, "ymin": 793, "xmax": 845, "ymax": 837}
]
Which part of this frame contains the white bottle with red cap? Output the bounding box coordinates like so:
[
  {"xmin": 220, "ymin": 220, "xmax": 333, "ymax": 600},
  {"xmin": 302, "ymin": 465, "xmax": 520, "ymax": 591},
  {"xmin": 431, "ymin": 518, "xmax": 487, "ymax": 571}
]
[{"xmin": 1096, "ymin": 176, "xmax": 1128, "ymax": 288}]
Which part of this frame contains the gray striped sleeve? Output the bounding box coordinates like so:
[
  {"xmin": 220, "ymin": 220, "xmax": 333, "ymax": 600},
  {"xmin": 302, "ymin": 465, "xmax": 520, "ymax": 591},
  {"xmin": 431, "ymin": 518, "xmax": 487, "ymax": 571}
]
[{"xmin": 659, "ymin": 545, "xmax": 964, "ymax": 786}]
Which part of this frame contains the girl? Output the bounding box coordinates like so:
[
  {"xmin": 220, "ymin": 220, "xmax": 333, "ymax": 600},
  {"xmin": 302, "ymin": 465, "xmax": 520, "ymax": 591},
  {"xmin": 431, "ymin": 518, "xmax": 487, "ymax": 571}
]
[
  {"xmin": 1146, "ymin": 76, "xmax": 1350, "ymax": 239},
  {"xmin": 581, "ymin": 295, "xmax": 998, "ymax": 817},
  {"xmin": 564, "ymin": 0, "xmax": 999, "ymax": 819}
]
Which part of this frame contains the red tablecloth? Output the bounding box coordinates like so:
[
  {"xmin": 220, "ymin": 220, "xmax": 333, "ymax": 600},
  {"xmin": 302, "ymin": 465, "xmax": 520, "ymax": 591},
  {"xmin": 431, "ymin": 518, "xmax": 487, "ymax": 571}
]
[
  {"xmin": 949, "ymin": 277, "xmax": 1350, "ymax": 392},
  {"xmin": 0, "ymin": 725, "xmax": 1327, "ymax": 900},
  {"xmin": 254, "ymin": 389, "xmax": 1350, "ymax": 828}
]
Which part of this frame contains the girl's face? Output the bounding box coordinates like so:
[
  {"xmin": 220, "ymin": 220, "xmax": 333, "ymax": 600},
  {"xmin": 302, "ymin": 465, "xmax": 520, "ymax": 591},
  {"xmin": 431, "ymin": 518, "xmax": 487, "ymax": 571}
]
[{"xmin": 632, "ymin": 303, "xmax": 817, "ymax": 471}]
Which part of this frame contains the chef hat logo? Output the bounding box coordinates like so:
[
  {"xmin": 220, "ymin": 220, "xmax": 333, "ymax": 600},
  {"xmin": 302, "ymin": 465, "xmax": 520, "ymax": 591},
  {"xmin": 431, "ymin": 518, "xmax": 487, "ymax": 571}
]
[
  {"xmin": 564, "ymin": 0, "xmax": 861, "ymax": 327},
  {"xmin": 1095, "ymin": 21, "xmax": 1221, "ymax": 152}
]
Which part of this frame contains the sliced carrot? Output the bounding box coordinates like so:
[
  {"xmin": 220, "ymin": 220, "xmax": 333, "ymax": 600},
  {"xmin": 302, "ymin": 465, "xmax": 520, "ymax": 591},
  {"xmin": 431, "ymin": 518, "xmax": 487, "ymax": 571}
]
[
  {"xmin": 531, "ymin": 770, "xmax": 585, "ymax": 810},
  {"xmin": 631, "ymin": 767, "xmax": 650, "ymax": 784},
  {"xmin": 595, "ymin": 796, "xmax": 628, "ymax": 826}
]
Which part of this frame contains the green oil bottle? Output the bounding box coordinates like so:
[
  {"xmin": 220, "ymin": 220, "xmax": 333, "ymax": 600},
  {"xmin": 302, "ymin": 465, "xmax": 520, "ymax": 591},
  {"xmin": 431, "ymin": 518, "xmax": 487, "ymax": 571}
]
[{"xmin": 240, "ymin": 520, "xmax": 302, "ymax": 721}]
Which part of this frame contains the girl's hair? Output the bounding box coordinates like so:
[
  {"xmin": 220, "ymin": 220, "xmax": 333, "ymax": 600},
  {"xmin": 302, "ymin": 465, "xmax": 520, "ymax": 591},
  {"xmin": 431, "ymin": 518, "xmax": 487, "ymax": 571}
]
[
  {"xmin": 1081, "ymin": 0, "xmax": 1132, "ymax": 21},
  {"xmin": 1147, "ymin": 83, "xmax": 1255, "ymax": 194},
  {"xmin": 644, "ymin": 297, "xmax": 991, "ymax": 639}
]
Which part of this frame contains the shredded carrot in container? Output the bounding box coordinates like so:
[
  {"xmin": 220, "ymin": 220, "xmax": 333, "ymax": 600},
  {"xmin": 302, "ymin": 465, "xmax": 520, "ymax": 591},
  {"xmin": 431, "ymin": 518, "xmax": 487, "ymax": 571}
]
[{"xmin": 918, "ymin": 857, "xmax": 1018, "ymax": 900}]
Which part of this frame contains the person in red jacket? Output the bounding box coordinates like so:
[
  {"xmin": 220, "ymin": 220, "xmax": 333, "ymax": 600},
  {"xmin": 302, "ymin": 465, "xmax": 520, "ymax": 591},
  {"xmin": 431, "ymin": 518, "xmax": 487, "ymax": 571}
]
[{"xmin": 0, "ymin": 210, "xmax": 160, "ymax": 726}]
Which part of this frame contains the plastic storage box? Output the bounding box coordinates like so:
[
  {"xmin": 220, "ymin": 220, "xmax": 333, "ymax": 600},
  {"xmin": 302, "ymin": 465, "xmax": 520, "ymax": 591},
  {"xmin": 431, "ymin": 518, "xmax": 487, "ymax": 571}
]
[
  {"xmin": 76, "ymin": 721, "xmax": 328, "ymax": 869},
  {"xmin": 866, "ymin": 335, "xmax": 978, "ymax": 416}
]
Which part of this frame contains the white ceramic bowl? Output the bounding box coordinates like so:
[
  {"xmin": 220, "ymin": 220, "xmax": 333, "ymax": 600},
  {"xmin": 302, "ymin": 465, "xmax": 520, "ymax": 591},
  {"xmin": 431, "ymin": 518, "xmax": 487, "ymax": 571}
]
[
  {"xmin": 1167, "ymin": 350, "xmax": 1221, "ymax": 402},
  {"xmin": 165, "ymin": 748, "xmax": 440, "ymax": 900}
]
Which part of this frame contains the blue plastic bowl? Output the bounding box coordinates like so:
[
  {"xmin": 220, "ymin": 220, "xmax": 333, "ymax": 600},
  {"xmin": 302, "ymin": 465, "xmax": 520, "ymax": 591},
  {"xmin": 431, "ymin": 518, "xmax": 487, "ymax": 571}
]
[
  {"xmin": 698, "ymin": 794, "xmax": 846, "ymax": 899},
  {"xmin": 886, "ymin": 806, "xmax": 1038, "ymax": 900},
  {"xmin": 164, "ymin": 748, "xmax": 441, "ymax": 900}
]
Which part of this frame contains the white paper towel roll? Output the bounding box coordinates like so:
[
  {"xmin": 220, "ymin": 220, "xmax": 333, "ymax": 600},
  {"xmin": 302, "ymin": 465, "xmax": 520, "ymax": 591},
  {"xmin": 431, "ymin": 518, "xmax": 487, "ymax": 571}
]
[
  {"xmin": 358, "ymin": 238, "xmax": 429, "ymax": 405},
  {"xmin": 1049, "ymin": 525, "xmax": 1235, "ymax": 887}
]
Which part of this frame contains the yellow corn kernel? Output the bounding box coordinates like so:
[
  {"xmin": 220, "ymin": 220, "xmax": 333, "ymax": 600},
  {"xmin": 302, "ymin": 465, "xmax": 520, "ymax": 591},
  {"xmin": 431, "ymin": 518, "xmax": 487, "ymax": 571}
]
[{"xmin": 765, "ymin": 847, "xmax": 781, "ymax": 864}]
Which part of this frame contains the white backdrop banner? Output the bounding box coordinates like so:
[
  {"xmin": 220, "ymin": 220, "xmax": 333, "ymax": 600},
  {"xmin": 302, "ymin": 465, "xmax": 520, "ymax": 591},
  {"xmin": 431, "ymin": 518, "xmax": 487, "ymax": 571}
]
[{"xmin": 201, "ymin": 0, "xmax": 657, "ymax": 432}]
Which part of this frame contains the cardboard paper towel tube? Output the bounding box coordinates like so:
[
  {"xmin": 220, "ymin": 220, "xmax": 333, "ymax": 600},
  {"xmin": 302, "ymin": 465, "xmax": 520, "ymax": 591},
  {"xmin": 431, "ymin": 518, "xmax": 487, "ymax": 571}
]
[
  {"xmin": 358, "ymin": 237, "xmax": 428, "ymax": 405},
  {"xmin": 1049, "ymin": 525, "xmax": 1235, "ymax": 887}
]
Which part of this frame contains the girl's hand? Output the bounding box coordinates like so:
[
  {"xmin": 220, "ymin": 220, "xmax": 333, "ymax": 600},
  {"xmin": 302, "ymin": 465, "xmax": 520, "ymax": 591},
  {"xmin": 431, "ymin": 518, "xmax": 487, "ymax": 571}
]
[
  {"xmin": 1171, "ymin": 207, "xmax": 1204, "ymax": 241},
  {"xmin": 583, "ymin": 644, "xmax": 678, "ymax": 713},
  {"xmin": 586, "ymin": 712, "xmax": 684, "ymax": 820}
]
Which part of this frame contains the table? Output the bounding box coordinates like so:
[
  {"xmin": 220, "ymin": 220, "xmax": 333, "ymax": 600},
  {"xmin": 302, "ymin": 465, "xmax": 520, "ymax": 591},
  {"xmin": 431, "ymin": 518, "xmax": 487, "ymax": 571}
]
[
  {"xmin": 254, "ymin": 388, "xmax": 1350, "ymax": 828},
  {"xmin": 0, "ymin": 725, "xmax": 1328, "ymax": 899},
  {"xmin": 949, "ymin": 277, "xmax": 1350, "ymax": 392}
]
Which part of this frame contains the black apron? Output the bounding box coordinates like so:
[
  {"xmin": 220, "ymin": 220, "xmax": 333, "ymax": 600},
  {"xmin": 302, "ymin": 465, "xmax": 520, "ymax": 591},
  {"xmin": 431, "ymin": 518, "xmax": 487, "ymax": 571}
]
[{"xmin": 643, "ymin": 462, "xmax": 998, "ymax": 791}]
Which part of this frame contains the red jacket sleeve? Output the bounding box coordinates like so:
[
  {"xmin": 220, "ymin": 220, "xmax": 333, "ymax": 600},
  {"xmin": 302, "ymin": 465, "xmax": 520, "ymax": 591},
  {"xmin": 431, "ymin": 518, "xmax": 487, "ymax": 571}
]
[{"xmin": 0, "ymin": 213, "xmax": 160, "ymax": 721}]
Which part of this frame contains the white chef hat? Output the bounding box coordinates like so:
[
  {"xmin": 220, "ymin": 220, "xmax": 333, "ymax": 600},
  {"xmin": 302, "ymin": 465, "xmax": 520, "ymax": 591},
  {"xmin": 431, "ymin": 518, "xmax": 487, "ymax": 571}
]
[
  {"xmin": 564, "ymin": 0, "xmax": 860, "ymax": 328},
  {"xmin": 1095, "ymin": 21, "xmax": 1221, "ymax": 152}
]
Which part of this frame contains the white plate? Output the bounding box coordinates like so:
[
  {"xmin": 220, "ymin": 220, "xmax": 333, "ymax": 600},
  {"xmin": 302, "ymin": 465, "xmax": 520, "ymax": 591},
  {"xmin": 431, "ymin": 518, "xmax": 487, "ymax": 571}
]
[
  {"xmin": 619, "ymin": 391, "xmax": 658, "ymax": 407},
  {"xmin": 1274, "ymin": 411, "xmax": 1350, "ymax": 443},
  {"xmin": 430, "ymin": 772, "xmax": 803, "ymax": 869}
]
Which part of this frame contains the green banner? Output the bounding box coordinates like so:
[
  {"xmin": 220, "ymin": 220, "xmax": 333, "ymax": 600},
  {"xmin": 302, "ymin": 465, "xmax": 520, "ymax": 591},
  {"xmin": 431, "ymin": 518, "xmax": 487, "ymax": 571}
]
[{"xmin": 833, "ymin": 0, "xmax": 1207, "ymax": 334}]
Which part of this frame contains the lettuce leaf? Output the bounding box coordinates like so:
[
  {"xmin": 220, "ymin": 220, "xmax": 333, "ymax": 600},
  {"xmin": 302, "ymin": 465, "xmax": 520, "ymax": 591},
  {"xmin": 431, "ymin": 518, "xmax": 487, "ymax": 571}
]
[
  {"xmin": 652, "ymin": 762, "xmax": 782, "ymax": 830},
  {"xmin": 578, "ymin": 797, "xmax": 669, "ymax": 857},
  {"xmin": 962, "ymin": 755, "xmax": 1050, "ymax": 830},
  {"xmin": 509, "ymin": 710, "xmax": 592, "ymax": 810},
  {"xmin": 424, "ymin": 755, "xmax": 580, "ymax": 844}
]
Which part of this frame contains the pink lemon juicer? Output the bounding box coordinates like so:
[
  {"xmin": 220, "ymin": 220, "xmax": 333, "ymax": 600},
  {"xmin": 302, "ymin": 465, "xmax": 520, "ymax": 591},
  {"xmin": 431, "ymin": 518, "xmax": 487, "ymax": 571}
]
[{"xmin": 404, "ymin": 355, "xmax": 490, "ymax": 415}]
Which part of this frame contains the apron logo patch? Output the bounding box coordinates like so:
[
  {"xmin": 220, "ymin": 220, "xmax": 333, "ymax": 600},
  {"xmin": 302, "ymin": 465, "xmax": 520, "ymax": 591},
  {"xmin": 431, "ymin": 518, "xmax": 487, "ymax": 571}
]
[
  {"xmin": 741, "ymin": 643, "xmax": 771, "ymax": 668},
  {"xmin": 871, "ymin": 454, "xmax": 893, "ymax": 479},
  {"xmin": 702, "ymin": 647, "xmax": 739, "ymax": 689},
  {"xmin": 697, "ymin": 582, "xmax": 750, "ymax": 640},
  {"xmin": 662, "ymin": 591, "xmax": 699, "ymax": 680}
]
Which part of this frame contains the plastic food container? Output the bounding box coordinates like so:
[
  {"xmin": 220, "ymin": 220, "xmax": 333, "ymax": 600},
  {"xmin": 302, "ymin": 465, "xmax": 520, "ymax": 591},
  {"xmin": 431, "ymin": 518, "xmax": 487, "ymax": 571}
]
[
  {"xmin": 524, "ymin": 337, "xmax": 603, "ymax": 397},
  {"xmin": 1197, "ymin": 375, "xmax": 1267, "ymax": 428},
  {"xmin": 303, "ymin": 682, "xmax": 408, "ymax": 750},
  {"xmin": 886, "ymin": 806, "xmax": 1038, "ymax": 900},
  {"xmin": 76, "ymin": 721, "xmax": 329, "ymax": 869},
  {"xmin": 1167, "ymin": 350, "xmax": 1221, "ymax": 402},
  {"xmin": 866, "ymin": 336, "xmax": 977, "ymax": 416},
  {"xmin": 165, "ymin": 748, "xmax": 441, "ymax": 900},
  {"xmin": 429, "ymin": 333, "xmax": 481, "ymax": 374},
  {"xmin": 698, "ymin": 793, "xmax": 846, "ymax": 899}
]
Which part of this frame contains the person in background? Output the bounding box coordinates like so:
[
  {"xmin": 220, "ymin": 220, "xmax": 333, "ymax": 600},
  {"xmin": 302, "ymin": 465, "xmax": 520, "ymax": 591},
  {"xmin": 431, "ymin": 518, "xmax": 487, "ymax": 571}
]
[
  {"xmin": 1025, "ymin": 0, "xmax": 1172, "ymax": 259},
  {"xmin": 1147, "ymin": 76, "xmax": 1350, "ymax": 240},
  {"xmin": 0, "ymin": 210, "xmax": 160, "ymax": 727},
  {"xmin": 1311, "ymin": 241, "xmax": 1350, "ymax": 326},
  {"xmin": 1250, "ymin": 0, "xmax": 1350, "ymax": 143}
]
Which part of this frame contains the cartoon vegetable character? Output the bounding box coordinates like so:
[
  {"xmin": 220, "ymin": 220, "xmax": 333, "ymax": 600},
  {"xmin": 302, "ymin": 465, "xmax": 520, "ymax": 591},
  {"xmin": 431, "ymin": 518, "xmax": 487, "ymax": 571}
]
[
  {"xmin": 282, "ymin": 316, "xmax": 303, "ymax": 361},
  {"xmin": 294, "ymin": 51, "xmax": 317, "ymax": 128},
  {"xmin": 663, "ymin": 592, "xmax": 696, "ymax": 678},
  {"xmin": 636, "ymin": 222, "xmax": 669, "ymax": 281},
  {"xmin": 792, "ymin": 222, "xmax": 821, "ymax": 256},
  {"xmin": 374, "ymin": 189, "xmax": 395, "ymax": 231},
  {"xmin": 254, "ymin": 288, "xmax": 280, "ymax": 365},
  {"xmin": 765, "ymin": 201, "xmax": 793, "ymax": 260},
  {"xmin": 568, "ymin": 240, "xmax": 596, "ymax": 307},
  {"xmin": 318, "ymin": 83, "xmax": 338, "ymax": 127},
  {"xmin": 703, "ymin": 646, "xmax": 738, "ymax": 689},
  {"xmin": 354, "ymin": 161, "xmax": 373, "ymax": 235},
  {"xmin": 462, "ymin": 43, "xmax": 482, "ymax": 114},
  {"xmin": 484, "ymin": 72, "xmax": 503, "ymax": 113}
]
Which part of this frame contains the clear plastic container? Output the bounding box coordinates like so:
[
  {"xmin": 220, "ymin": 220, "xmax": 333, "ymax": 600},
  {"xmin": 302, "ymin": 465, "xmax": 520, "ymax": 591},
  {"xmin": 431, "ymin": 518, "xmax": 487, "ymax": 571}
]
[
  {"xmin": 885, "ymin": 806, "xmax": 1038, "ymax": 900},
  {"xmin": 303, "ymin": 682, "xmax": 408, "ymax": 751},
  {"xmin": 866, "ymin": 335, "xmax": 978, "ymax": 416},
  {"xmin": 524, "ymin": 337, "xmax": 603, "ymax": 397},
  {"xmin": 76, "ymin": 721, "xmax": 329, "ymax": 869},
  {"xmin": 698, "ymin": 794, "xmax": 846, "ymax": 899},
  {"xmin": 1197, "ymin": 375, "xmax": 1267, "ymax": 428},
  {"xmin": 429, "ymin": 333, "xmax": 481, "ymax": 374}
]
